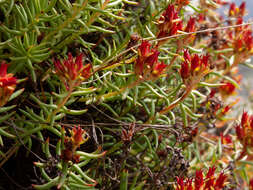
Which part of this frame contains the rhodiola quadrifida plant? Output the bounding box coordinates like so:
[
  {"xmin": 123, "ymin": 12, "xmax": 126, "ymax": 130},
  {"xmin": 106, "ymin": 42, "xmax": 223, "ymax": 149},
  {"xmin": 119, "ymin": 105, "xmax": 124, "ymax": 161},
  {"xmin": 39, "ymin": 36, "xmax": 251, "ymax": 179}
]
[{"xmin": 1, "ymin": 0, "xmax": 253, "ymax": 189}]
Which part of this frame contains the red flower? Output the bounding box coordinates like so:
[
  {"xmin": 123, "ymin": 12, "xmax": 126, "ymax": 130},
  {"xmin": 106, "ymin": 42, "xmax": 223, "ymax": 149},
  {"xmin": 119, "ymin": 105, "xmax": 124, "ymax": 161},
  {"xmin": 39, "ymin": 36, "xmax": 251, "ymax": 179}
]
[
  {"xmin": 135, "ymin": 41, "xmax": 151, "ymax": 76},
  {"xmin": 72, "ymin": 125, "xmax": 86, "ymax": 147},
  {"xmin": 185, "ymin": 17, "xmax": 196, "ymax": 33},
  {"xmin": 239, "ymin": 2, "xmax": 246, "ymax": 16},
  {"xmin": 135, "ymin": 41, "xmax": 166, "ymax": 79},
  {"xmin": 229, "ymin": 3, "xmax": 237, "ymax": 16},
  {"xmin": 54, "ymin": 53, "xmax": 92, "ymax": 89},
  {"xmin": 176, "ymin": 177, "xmax": 184, "ymax": 190},
  {"xmin": 81, "ymin": 63, "xmax": 92, "ymax": 79},
  {"xmin": 215, "ymin": 173, "xmax": 227, "ymax": 189},
  {"xmin": 139, "ymin": 40, "xmax": 151, "ymax": 57},
  {"xmin": 170, "ymin": 23, "xmax": 180, "ymax": 36},
  {"xmin": 195, "ymin": 170, "xmax": 204, "ymax": 190},
  {"xmin": 235, "ymin": 111, "xmax": 253, "ymax": 158},
  {"xmin": 163, "ymin": 5, "xmax": 178, "ymax": 23},
  {"xmin": 229, "ymin": 2, "xmax": 246, "ymax": 17},
  {"xmin": 184, "ymin": 49, "xmax": 191, "ymax": 61},
  {"xmin": 233, "ymin": 26, "xmax": 253, "ymax": 53},
  {"xmin": 206, "ymin": 166, "xmax": 216, "ymax": 178},
  {"xmin": 241, "ymin": 111, "xmax": 249, "ymax": 126},
  {"xmin": 157, "ymin": 4, "xmax": 182, "ymax": 39},
  {"xmin": 235, "ymin": 124, "xmax": 244, "ymax": 141},
  {"xmin": 201, "ymin": 54, "xmax": 209, "ymax": 67},
  {"xmin": 0, "ymin": 62, "xmax": 17, "ymax": 88},
  {"xmin": 191, "ymin": 54, "xmax": 201, "ymax": 73},
  {"xmin": 176, "ymin": 177, "xmax": 193, "ymax": 190},
  {"xmin": 146, "ymin": 50, "xmax": 160, "ymax": 67},
  {"xmin": 0, "ymin": 62, "xmax": 17, "ymax": 107},
  {"xmin": 180, "ymin": 49, "xmax": 209, "ymax": 83},
  {"xmin": 61, "ymin": 126, "xmax": 88, "ymax": 163},
  {"xmin": 175, "ymin": 167, "xmax": 228, "ymax": 190},
  {"xmin": 183, "ymin": 17, "xmax": 196, "ymax": 43},
  {"xmin": 180, "ymin": 61, "xmax": 190, "ymax": 79},
  {"xmin": 152, "ymin": 61, "xmax": 167, "ymax": 76},
  {"xmin": 204, "ymin": 166, "xmax": 216, "ymax": 189},
  {"xmin": 219, "ymin": 82, "xmax": 236, "ymax": 96}
]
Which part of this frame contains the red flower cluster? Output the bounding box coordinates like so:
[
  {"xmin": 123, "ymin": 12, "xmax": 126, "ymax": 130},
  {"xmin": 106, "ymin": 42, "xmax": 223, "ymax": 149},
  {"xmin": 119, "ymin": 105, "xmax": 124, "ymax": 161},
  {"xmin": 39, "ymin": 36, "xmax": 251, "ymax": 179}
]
[
  {"xmin": 61, "ymin": 126, "xmax": 88, "ymax": 163},
  {"xmin": 225, "ymin": 14, "xmax": 253, "ymax": 66},
  {"xmin": 157, "ymin": 4, "xmax": 196, "ymax": 45},
  {"xmin": 157, "ymin": 5, "xmax": 183, "ymax": 39},
  {"xmin": 219, "ymin": 82, "xmax": 236, "ymax": 97},
  {"xmin": 0, "ymin": 62, "xmax": 17, "ymax": 107},
  {"xmin": 233, "ymin": 26, "xmax": 253, "ymax": 53},
  {"xmin": 54, "ymin": 53, "xmax": 92, "ymax": 89},
  {"xmin": 184, "ymin": 17, "xmax": 196, "ymax": 33},
  {"xmin": 228, "ymin": 2, "xmax": 246, "ymax": 17},
  {"xmin": 135, "ymin": 41, "xmax": 166, "ymax": 79},
  {"xmin": 71, "ymin": 126, "xmax": 86, "ymax": 147},
  {"xmin": 235, "ymin": 111, "xmax": 253, "ymax": 158},
  {"xmin": 180, "ymin": 49, "xmax": 209, "ymax": 84},
  {"xmin": 183, "ymin": 17, "xmax": 197, "ymax": 44},
  {"xmin": 176, "ymin": 167, "xmax": 227, "ymax": 190}
]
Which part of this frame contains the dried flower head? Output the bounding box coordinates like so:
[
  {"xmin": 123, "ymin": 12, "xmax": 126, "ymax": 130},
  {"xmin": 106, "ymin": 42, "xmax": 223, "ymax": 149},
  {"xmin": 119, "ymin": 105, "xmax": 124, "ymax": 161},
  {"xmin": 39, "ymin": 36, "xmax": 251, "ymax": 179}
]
[
  {"xmin": 121, "ymin": 123, "xmax": 135, "ymax": 144},
  {"xmin": 0, "ymin": 61, "xmax": 17, "ymax": 107}
]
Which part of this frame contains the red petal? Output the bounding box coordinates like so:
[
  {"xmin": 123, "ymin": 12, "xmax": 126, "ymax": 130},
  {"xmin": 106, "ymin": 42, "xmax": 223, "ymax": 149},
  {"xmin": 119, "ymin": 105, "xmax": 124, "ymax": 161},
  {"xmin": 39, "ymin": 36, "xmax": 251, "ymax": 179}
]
[
  {"xmin": 183, "ymin": 49, "xmax": 191, "ymax": 62},
  {"xmin": 0, "ymin": 77, "xmax": 17, "ymax": 87},
  {"xmin": 0, "ymin": 62, "xmax": 8, "ymax": 77},
  {"xmin": 215, "ymin": 173, "xmax": 227, "ymax": 188},
  {"xmin": 139, "ymin": 41, "xmax": 151, "ymax": 57},
  {"xmin": 146, "ymin": 50, "xmax": 160, "ymax": 67},
  {"xmin": 180, "ymin": 61, "xmax": 190, "ymax": 79},
  {"xmin": 76, "ymin": 53, "xmax": 84, "ymax": 71},
  {"xmin": 185, "ymin": 17, "xmax": 196, "ymax": 33}
]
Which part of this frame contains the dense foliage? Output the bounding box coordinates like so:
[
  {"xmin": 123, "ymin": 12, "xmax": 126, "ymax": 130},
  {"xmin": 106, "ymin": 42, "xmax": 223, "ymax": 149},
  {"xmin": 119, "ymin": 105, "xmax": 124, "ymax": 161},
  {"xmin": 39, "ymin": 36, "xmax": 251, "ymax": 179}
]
[{"xmin": 1, "ymin": 0, "xmax": 253, "ymax": 189}]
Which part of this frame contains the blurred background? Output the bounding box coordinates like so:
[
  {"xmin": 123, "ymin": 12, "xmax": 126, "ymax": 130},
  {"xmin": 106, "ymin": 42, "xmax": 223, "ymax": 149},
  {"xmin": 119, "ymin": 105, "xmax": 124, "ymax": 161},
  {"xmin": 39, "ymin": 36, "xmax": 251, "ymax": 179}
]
[
  {"xmin": 222, "ymin": 0, "xmax": 253, "ymax": 112},
  {"xmin": 234, "ymin": 0, "xmax": 253, "ymax": 110}
]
